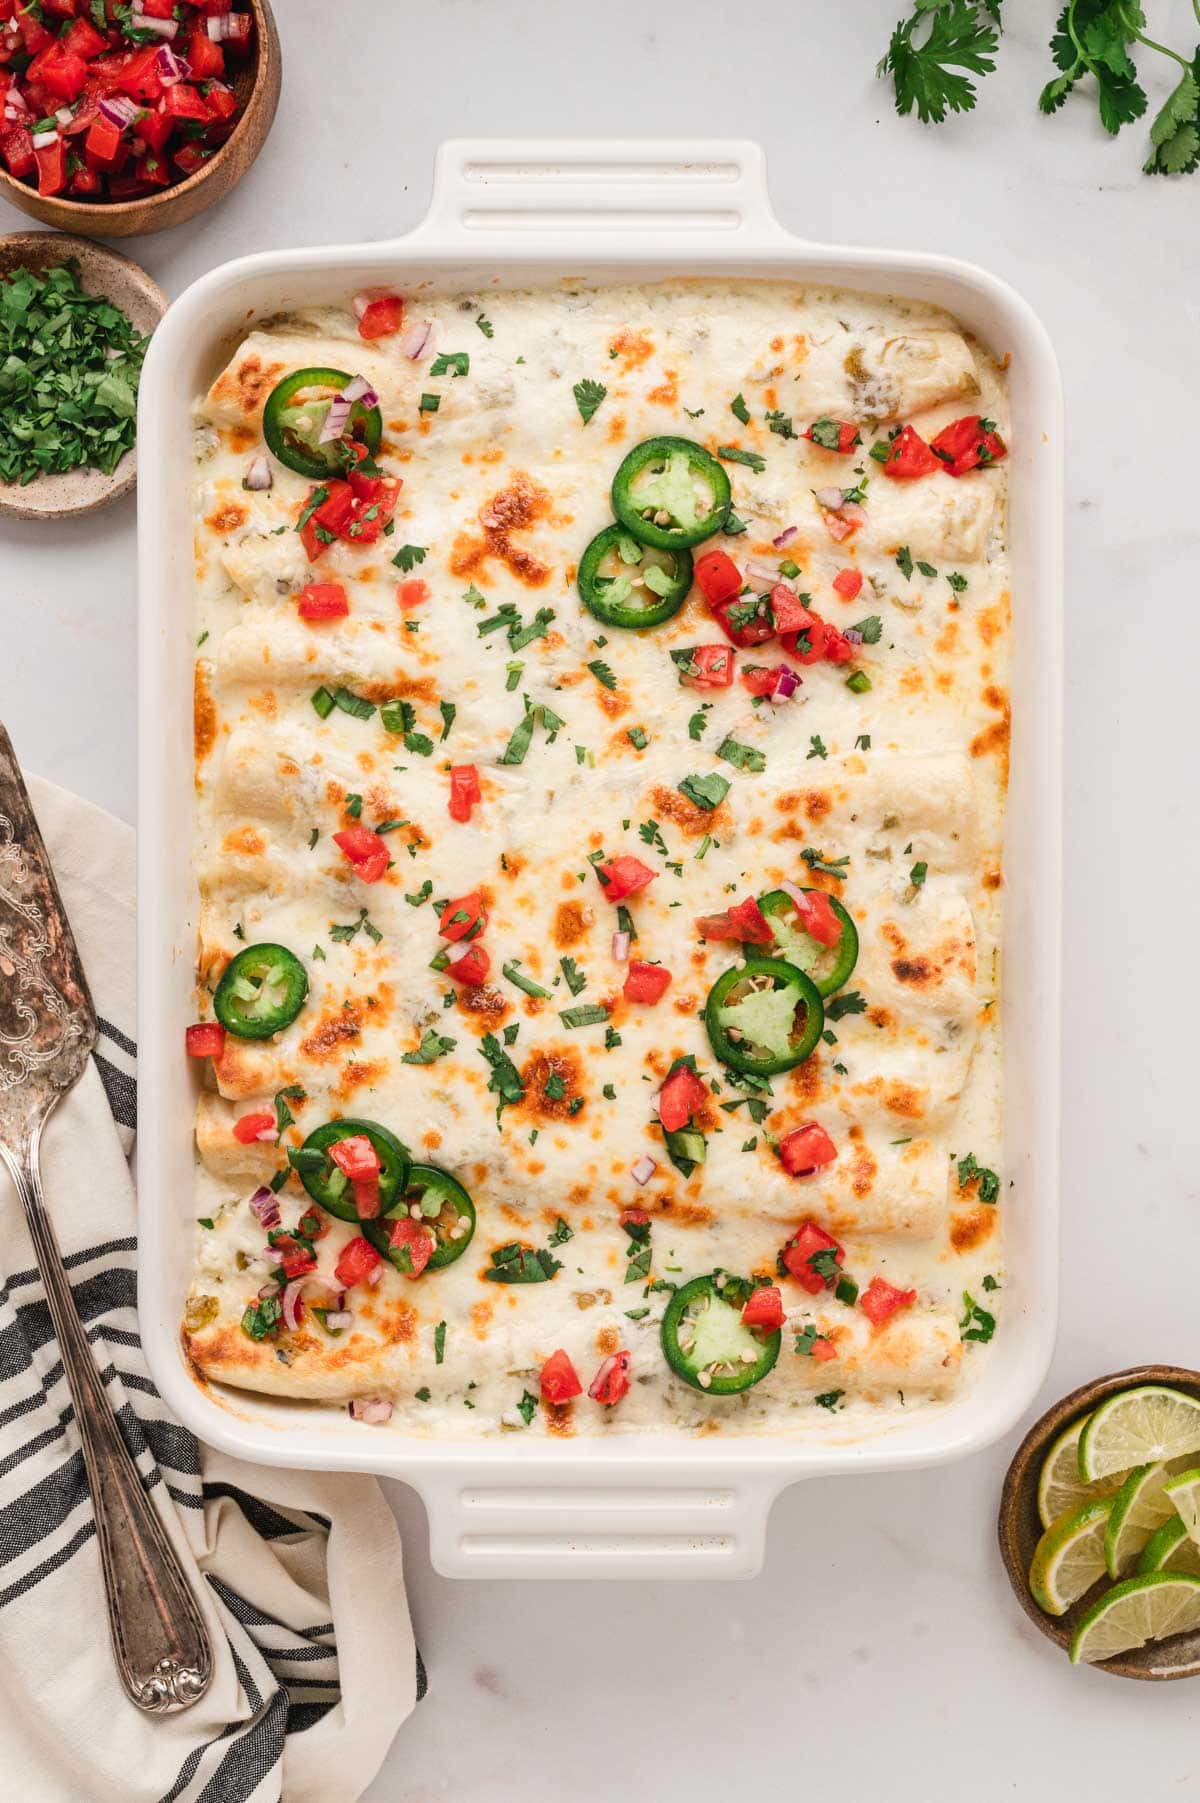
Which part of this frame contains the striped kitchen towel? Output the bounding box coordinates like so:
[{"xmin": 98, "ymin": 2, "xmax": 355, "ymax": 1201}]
[{"xmin": 0, "ymin": 774, "xmax": 423, "ymax": 1803}]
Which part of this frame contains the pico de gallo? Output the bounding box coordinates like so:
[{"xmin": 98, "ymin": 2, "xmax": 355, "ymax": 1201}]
[{"xmin": 0, "ymin": 0, "xmax": 254, "ymax": 203}]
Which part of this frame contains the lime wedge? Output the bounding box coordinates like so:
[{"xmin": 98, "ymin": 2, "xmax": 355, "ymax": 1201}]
[
  {"xmin": 1070, "ymin": 1570, "xmax": 1200, "ymax": 1664},
  {"xmin": 1137, "ymin": 1515, "xmax": 1200, "ymax": 1577},
  {"xmin": 1078, "ymin": 1386, "xmax": 1200, "ymax": 1483},
  {"xmin": 1105, "ymin": 1458, "xmax": 1194, "ymax": 1577},
  {"xmin": 1029, "ymin": 1496, "xmax": 1113, "ymax": 1616},
  {"xmin": 1164, "ymin": 1467, "xmax": 1200, "ymax": 1541},
  {"xmin": 1038, "ymin": 1413, "xmax": 1115, "ymax": 1529}
]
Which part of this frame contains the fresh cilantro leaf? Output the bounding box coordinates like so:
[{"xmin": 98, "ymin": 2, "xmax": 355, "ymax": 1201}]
[
  {"xmin": 476, "ymin": 313, "xmax": 494, "ymax": 337},
  {"xmin": 765, "ymin": 408, "xmax": 794, "ymax": 439},
  {"xmin": 896, "ymin": 544, "xmax": 914, "ymax": 580},
  {"xmin": 588, "ymin": 658, "xmax": 617, "ymax": 690},
  {"xmin": 826, "ymin": 991, "xmax": 867, "ymax": 1021},
  {"xmin": 678, "ymin": 772, "xmax": 730, "ymax": 810},
  {"xmin": 688, "ymin": 704, "xmax": 712, "ymax": 741},
  {"xmin": 960, "ymin": 1290, "xmax": 996, "ymax": 1343},
  {"xmin": 853, "ymin": 615, "xmax": 883, "ymax": 644},
  {"xmin": 391, "ymin": 544, "xmax": 426, "ymax": 572},
  {"xmin": 731, "ymin": 392, "xmax": 751, "ymax": 423},
  {"xmin": 402, "ymin": 1027, "xmax": 457, "ymax": 1065},
  {"xmin": 560, "ymin": 957, "xmax": 586, "ymax": 995},
  {"xmin": 956, "ymin": 1150, "xmax": 1000, "ymax": 1203},
  {"xmin": 880, "ymin": 0, "xmax": 999, "ymax": 123},
  {"xmin": 439, "ymin": 700, "xmax": 456, "ymax": 740},
  {"xmin": 573, "ymin": 377, "xmax": 607, "ymax": 424},
  {"xmin": 717, "ymin": 735, "xmax": 766, "ymax": 773},
  {"xmin": 627, "ymin": 726, "xmax": 649, "ymax": 750},
  {"xmin": 717, "ymin": 444, "xmax": 766, "ymax": 472},
  {"xmin": 1144, "ymin": 60, "xmax": 1200, "ymax": 173},
  {"xmin": 807, "ymin": 735, "xmax": 828, "ymax": 761}
]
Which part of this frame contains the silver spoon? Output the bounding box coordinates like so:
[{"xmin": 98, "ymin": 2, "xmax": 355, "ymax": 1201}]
[{"xmin": 0, "ymin": 726, "xmax": 212, "ymax": 1712}]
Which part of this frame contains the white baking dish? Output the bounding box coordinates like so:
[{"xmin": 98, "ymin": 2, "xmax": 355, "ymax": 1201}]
[{"xmin": 137, "ymin": 139, "xmax": 1063, "ymax": 1580}]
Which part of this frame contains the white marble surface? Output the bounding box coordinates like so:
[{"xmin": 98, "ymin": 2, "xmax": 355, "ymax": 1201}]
[{"xmin": 4, "ymin": 0, "xmax": 1199, "ymax": 1794}]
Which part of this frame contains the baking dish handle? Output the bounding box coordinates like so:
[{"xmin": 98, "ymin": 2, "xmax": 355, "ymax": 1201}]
[
  {"xmin": 412, "ymin": 1466, "xmax": 786, "ymax": 1580},
  {"xmin": 407, "ymin": 138, "xmax": 793, "ymax": 249}
]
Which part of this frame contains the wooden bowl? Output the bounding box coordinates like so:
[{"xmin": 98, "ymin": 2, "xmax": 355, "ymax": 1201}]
[
  {"xmin": 0, "ymin": 0, "xmax": 280, "ymax": 239},
  {"xmin": 0, "ymin": 231, "xmax": 166, "ymax": 520},
  {"xmin": 999, "ymin": 1364, "xmax": 1200, "ymax": 1680}
]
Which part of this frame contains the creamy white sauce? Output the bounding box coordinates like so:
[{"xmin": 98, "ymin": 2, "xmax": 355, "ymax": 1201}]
[{"xmin": 187, "ymin": 280, "xmax": 1009, "ymax": 1439}]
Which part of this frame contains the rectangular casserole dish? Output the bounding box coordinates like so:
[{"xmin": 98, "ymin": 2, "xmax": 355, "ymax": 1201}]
[{"xmin": 138, "ymin": 138, "xmax": 1063, "ymax": 1580}]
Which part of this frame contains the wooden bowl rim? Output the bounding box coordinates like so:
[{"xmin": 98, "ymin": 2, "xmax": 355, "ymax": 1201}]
[
  {"xmin": 0, "ymin": 0, "xmax": 277, "ymax": 227},
  {"xmin": 0, "ymin": 231, "xmax": 167, "ymax": 519},
  {"xmin": 998, "ymin": 1363, "xmax": 1200, "ymax": 1681}
]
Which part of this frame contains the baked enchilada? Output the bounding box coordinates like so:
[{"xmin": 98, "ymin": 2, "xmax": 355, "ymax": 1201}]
[{"xmin": 183, "ymin": 279, "xmax": 1010, "ymax": 1436}]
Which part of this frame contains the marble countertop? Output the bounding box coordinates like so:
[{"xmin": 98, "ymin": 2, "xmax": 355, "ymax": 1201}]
[{"xmin": 4, "ymin": 1, "xmax": 1198, "ymax": 1795}]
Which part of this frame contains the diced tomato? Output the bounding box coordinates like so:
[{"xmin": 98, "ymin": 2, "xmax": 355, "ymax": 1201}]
[
  {"xmin": 232, "ymin": 1110, "xmax": 275, "ymax": 1145},
  {"xmin": 70, "ymin": 163, "xmax": 102, "ymax": 195},
  {"xmin": 84, "ymin": 114, "xmax": 124, "ymax": 168},
  {"xmin": 695, "ymin": 894, "xmax": 773, "ymax": 945},
  {"xmin": 739, "ymin": 662, "xmax": 786, "ymax": 697},
  {"xmin": 540, "ymin": 1348, "xmax": 582, "ymax": 1405},
  {"xmin": 782, "ymin": 1220, "xmax": 844, "ymax": 1294},
  {"xmin": 588, "ymin": 1349, "xmax": 631, "ymax": 1406},
  {"xmin": 804, "ymin": 419, "xmax": 860, "ymax": 454},
  {"xmin": 333, "ymin": 826, "xmax": 390, "ymax": 885},
  {"xmin": 819, "ymin": 501, "xmax": 866, "ymax": 544},
  {"xmin": 881, "ymin": 424, "xmax": 941, "ymax": 480},
  {"xmin": 202, "ymin": 79, "xmax": 238, "ymax": 125},
  {"xmin": 792, "ymin": 889, "xmax": 842, "ymax": 948},
  {"xmin": 597, "ymin": 855, "xmax": 657, "ymax": 902},
  {"xmin": 678, "ymin": 644, "xmax": 735, "ymax": 689},
  {"xmin": 274, "ymin": 1236, "xmax": 317, "ymax": 1280},
  {"xmin": 299, "ymin": 479, "xmax": 355, "ymax": 560},
  {"xmin": 133, "ymin": 103, "xmax": 173, "ymax": 156},
  {"xmin": 929, "ymin": 413, "xmax": 1008, "ymax": 478},
  {"xmin": 186, "ymin": 25, "xmax": 224, "ymax": 79},
  {"xmin": 388, "ymin": 1216, "xmax": 434, "ymax": 1278},
  {"xmin": 328, "ymin": 1135, "xmax": 382, "ymax": 1182},
  {"xmin": 34, "ymin": 138, "xmax": 66, "ymax": 194},
  {"xmin": 768, "ymin": 584, "xmax": 814, "ymax": 635},
  {"xmin": 779, "ymin": 605, "xmax": 828, "ymax": 665},
  {"xmin": 619, "ymin": 1208, "xmax": 650, "ymax": 1228},
  {"xmin": 0, "ymin": 125, "xmax": 34, "ymax": 179},
  {"xmin": 344, "ymin": 470, "xmax": 400, "ymax": 544},
  {"xmin": 162, "ymin": 80, "xmax": 208, "ymax": 122},
  {"xmin": 396, "ymin": 578, "xmax": 428, "ymax": 609},
  {"xmin": 221, "ymin": 11, "xmax": 253, "ymax": 51},
  {"xmin": 658, "ymin": 1060, "xmax": 707, "ymax": 1133},
  {"xmin": 439, "ymin": 890, "xmax": 486, "ymax": 942},
  {"xmin": 296, "ymin": 582, "xmax": 349, "ymax": 621},
  {"xmin": 62, "ymin": 16, "xmax": 107, "ymax": 57},
  {"xmin": 742, "ymin": 1285, "xmax": 785, "ymax": 1331},
  {"xmin": 811, "ymin": 1336, "xmax": 838, "ymax": 1362},
  {"xmin": 334, "ymin": 1235, "xmax": 382, "ymax": 1290},
  {"xmin": 16, "ymin": 9, "xmax": 54, "ymax": 53},
  {"xmin": 623, "ymin": 960, "xmax": 671, "ymax": 1004},
  {"xmin": 447, "ymin": 764, "xmax": 481, "ymax": 823},
  {"xmin": 173, "ymin": 142, "xmax": 213, "ymax": 177},
  {"xmin": 40, "ymin": 0, "xmax": 80, "ymax": 20},
  {"xmin": 137, "ymin": 150, "xmax": 171, "ymax": 188},
  {"xmin": 185, "ymin": 1021, "xmax": 225, "ymax": 1059},
  {"xmin": 823, "ymin": 626, "xmax": 855, "ymax": 663},
  {"xmin": 712, "ymin": 593, "xmax": 773, "ymax": 648},
  {"xmin": 447, "ymin": 943, "xmax": 490, "ymax": 986},
  {"xmin": 693, "ymin": 547, "xmax": 742, "ymax": 607},
  {"xmin": 779, "ymin": 1124, "xmax": 839, "ymax": 1180},
  {"xmin": 297, "ymin": 1209, "xmax": 329, "ymax": 1242},
  {"xmin": 350, "ymin": 1176, "xmax": 380, "ymax": 1219},
  {"xmin": 859, "ymin": 1276, "xmax": 917, "ymax": 1326},
  {"xmin": 139, "ymin": 0, "xmax": 176, "ymax": 16},
  {"xmin": 114, "ymin": 44, "xmax": 162, "ymax": 97},
  {"xmin": 832, "ymin": 567, "xmax": 863, "ymax": 601},
  {"xmin": 358, "ymin": 295, "xmax": 405, "ymax": 341}
]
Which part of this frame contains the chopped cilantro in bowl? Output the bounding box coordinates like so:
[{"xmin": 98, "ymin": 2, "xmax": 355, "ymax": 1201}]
[{"xmin": 0, "ymin": 261, "xmax": 149, "ymax": 489}]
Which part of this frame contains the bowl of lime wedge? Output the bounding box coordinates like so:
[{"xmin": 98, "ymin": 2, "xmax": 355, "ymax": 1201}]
[{"xmin": 1000, "ymin": 1366, "xmax": 1200, "ymax": 1679}]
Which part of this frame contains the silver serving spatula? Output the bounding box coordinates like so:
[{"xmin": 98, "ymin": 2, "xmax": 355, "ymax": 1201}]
[{"xmin": 0, "ymin": 726, "xmax": 213, "ymax": 1713}]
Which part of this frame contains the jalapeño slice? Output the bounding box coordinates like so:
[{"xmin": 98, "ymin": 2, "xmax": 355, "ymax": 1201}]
[
  {"xmin": 661, "ymin": 1274, "xmax": 781, "ymax": 1395},
  {"xmin": 262, "ymin": 366, "xmax": 383, "ymax": 479},
  {"xmin": 758, "ymin": 889, "xmax": 859, "ymax": 997},
  {"xmin": 362, "ymin": 1164, "xmax": 477, "ymax": 1273},
  {"xmin": 611, "ymin": 436, "xmax": 732, "ymax": 550},
  {"xmin": 293, "ymin": 1119, "xmax": 410, "ymax": 1224},
  {"xmin": 704, "ymin": 955, "xmax": 824, "ymax": 1077},
  {"xmin": 212, "ymin": 943, "xmax": 308, "ymax": 1040},
  {"xmin": 578, "ymin": 522, "xmax": 692, "ymax": 629}
]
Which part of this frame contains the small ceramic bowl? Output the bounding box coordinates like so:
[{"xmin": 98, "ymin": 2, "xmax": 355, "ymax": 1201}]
[
  {"xmin": 999, "ymin": 1364, "xmax": 1200, "ymax": 1680},
  {"xmin": 0, "ymin": 0, "xmax": 280, "ymax": 239},
  {"xmin": 0, "ymin": 231, "xmax": 167, "ymax": 521}
]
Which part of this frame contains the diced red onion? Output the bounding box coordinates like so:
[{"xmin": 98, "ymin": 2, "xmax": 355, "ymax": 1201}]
[
  {"xmin": 366, "ymin": 1261, "xmax": 384, "ymax": 1286},
  {"xmin": 771, "ymin": 666, "xmax": 801, "ymax": 702},
  {"xmin": 349, "ymin": 1397, "xmax": 393, "ymax": 1424},
  {"xmin": 206, "ymin": 12, "xmax": 237, "ymax": 39},
  {"xmin": 630, "ymin": 1154, "xmax": 657, "ymax": 1185},
  {"xmin": 340, "ymin": 374, "xmax": 372, "ymax": 404},
  {"xmin": 31, "ymin": 130, "xmax": 58, "ymax": 149},
  {"xmin": 318, "ymin": 395, "xmax": 352, "ymax": 444},
  {"xmin": 844, "ymin": 628, "xmax": 864, "ymax": 646},
  {"xmin": 104, "ymin": 346, "xmax": 123, "ymax": 360},
  {"xmin": 136, "ymin": 13, "xmax": 178, "ymax": 35},
  {"xmin": 255, "ymin": 1126, "xmax": 277, "ymax": 1143},
  {"xmin": 98, "ymin": 95, "xmax": 140, "ymax": 128},
  {"xmin": 611, "ymin": 930, "xmax": 630, "ymax": 964},
  {"xmin": 257, "ymin": 1280, "xmax": 280, "ymax": 1300},
  {"xmin": 54, "ymin": 106, "xmax": 72, "ymax": 125},
  {"xmin": 352, "ymin": 292, "xmax": 371, "ymax": 320},
  {"xmin": 154, "ymin": 44, "xmax": 190, "ymax": 83},
  {"xmin": 779, "ymin": 879, "xmax": 807, "ymax": 909},
  {"xmin": 815, "ymin": 487, "xmax": 845, "ymax": 511},
  {"xmin": 397, "ymin": 318, "xmax": 434, "ymax": 361},
  {"xmin": 243, "ymin": 455, "xmax": 272, "ymax": 491},
  {"xmin": 841, "ymin": 501, "xmax": 868, "ymax": 527},
  {"xmin": 281, "ymin": 1279, "xmax": 307, "ymax": 1332},
  {"xmin": 323, "ymin": 1309, "xmax": 354, "ymax": 1332},
  {"xmin": 745, "ymin": 558, "xmax": 780, "ymax": 590},
  {"xmin": 248, "ymin": 1185, "xmax": 280, "ymax": 1228},
  {"xmin": 772, "ymin": 525, "xmax": 798, "ymax": 549}
]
